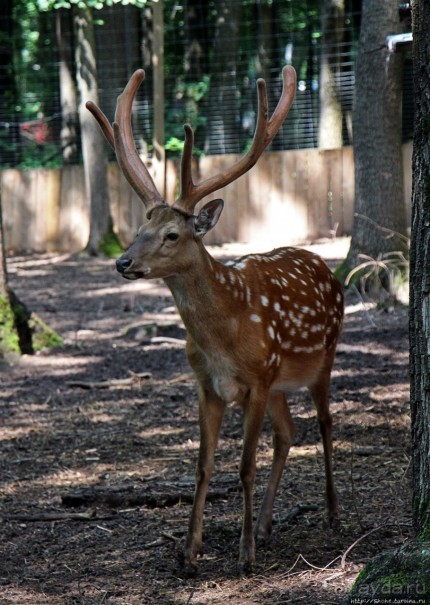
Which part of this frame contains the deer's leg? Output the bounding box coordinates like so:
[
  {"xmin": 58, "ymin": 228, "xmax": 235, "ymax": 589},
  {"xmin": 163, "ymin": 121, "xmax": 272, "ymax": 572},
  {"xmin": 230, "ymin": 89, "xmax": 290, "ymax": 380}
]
[
  {"xmin": 255, "ymin": 390, "xmax": 295, "ymax": 543},
  {"xmin": 309, "ymin": 356, "xmax": 338, "ymax": 525},
  {"xmin": 239, "ymin": 389, "xmax": 267, "ymax": 572},
  {"xmin": 183, "ymin": 386, "xmax": 225, "ymax": 574}
]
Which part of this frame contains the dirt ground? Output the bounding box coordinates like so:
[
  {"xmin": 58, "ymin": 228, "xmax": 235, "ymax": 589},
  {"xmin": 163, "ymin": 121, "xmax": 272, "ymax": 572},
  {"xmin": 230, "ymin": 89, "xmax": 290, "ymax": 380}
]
[{"xmin": 0, "ymin": 238, "xmax": 411, "ymax": 605}]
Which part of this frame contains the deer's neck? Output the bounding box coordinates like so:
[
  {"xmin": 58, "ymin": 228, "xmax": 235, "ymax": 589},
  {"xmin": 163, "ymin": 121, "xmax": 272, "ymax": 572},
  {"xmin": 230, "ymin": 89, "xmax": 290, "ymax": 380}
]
[{"xmin": 164, "ymin": 248, "xmax": 241, "ymax": 348}]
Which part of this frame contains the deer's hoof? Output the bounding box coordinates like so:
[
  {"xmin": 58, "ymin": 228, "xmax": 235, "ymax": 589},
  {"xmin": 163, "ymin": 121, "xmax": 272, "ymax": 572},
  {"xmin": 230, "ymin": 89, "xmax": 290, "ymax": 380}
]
[
  {"xmin": 238, "ymin": 559, "xmax": 254, "ymax": 576},
  {"xmin": 182, "ymin": 561, "xmax": 198, "ymax": 578},
  {"xmin": 323, "ymin": 514, "xmax": 340, "ymax": 530},
  {"xmin": 254, "ymin": 524, "xmax": 272, "ymax": 547}
]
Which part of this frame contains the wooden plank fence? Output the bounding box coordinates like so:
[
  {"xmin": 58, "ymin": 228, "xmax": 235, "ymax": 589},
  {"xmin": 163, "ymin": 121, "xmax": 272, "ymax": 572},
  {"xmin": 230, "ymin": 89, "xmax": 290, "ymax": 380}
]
[{"xmin": 1, "ymin": 144, "xmax": 412, "ymax": 253}]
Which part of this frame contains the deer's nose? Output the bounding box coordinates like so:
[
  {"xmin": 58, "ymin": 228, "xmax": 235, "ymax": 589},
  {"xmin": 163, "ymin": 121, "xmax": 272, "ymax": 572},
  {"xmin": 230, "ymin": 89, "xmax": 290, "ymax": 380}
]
[{"xmin": 116, "ymin": 258, "xmax": 133, "ymax": 273}]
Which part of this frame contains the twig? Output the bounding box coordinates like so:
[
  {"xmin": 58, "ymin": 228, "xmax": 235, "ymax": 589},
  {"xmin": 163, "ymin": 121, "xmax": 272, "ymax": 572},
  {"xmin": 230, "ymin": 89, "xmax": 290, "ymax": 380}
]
[
  {"xmin": 277, "ymin": 552, "xmax": 341, "ymax": 579},
  {"xmin": 1, "ymin": 511, "xmax": 114, "ymax": 523},
  {"xmin": 354, "ymin": 213, "xmax": 409, "ymax": 244},
  {"xmin": 62, "ymin": 486, "xmax": 230, "ymax": 509},
  {"xmin": 99, "ymin": 591, "xmax": 108, "ymax": 605},
  {"xmin": 151, "ymin": 336, "xmax": 187, "ymax": 346},
  {"xmin": 350, "ymin": 284, "xmax": 377, "ymax": 327},
  {"xmin": 162, "ymin": 531, "xmax": 181, "ymax": 544},
  {"xmin": 340, "ymin": 525, "xmax": 382, "ymax": 570},
  {"xmin": 186, "ymin": 588, "xmax": 195, "ymax": 605},
  {"xmin": 279, "ymin": 502, "xmax": 319, "ymax": 525},
  {"xmin": 67, "ymin": 371, "xmax": 152, "ymax": 390},
  {"xmin": 349, "ymin": 444, "xmax": 367, "ymax": 532}
]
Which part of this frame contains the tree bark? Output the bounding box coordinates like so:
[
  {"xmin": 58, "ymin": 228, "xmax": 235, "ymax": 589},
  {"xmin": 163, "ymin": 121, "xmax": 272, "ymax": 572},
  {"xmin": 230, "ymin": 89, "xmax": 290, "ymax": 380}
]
[
  {"xmin": 204, "ymin": 0, "xmax": 242, "ymax": 155},
  {"xmin": 343, "ymin": 0, "xmax": 407, "ymax": 276},
  {"xmin": 56, "ymin": 9, "xmax": 78, "ymax": 165},
  {"xmin": 318, "ymin": 0, "xmax": 345, "ymax": 149},
  {"xmin": 409, "ymin": 0, "xmax": 430, "ymax": 539},
  {"xmin": 0, "ymin": 197, "xmax": 33, "ymax": 356},
  {"xmin": 344, "ymin": 1, "xmax": 430, "ymax": 600},
  {"xmin": 0, "ymin": 0, "xmax": 20, "ymax": 166},
  {"xmin": 74, "ymin": 6, "xmax": 111, "ymax": 256}
]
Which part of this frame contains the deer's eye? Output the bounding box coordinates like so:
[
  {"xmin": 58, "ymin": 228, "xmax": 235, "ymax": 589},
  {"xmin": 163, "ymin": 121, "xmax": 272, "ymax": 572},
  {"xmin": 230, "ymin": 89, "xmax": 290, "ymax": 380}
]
[{"xmin": 166, "ymin": 232, "xmax": 179, "ymax": 242}]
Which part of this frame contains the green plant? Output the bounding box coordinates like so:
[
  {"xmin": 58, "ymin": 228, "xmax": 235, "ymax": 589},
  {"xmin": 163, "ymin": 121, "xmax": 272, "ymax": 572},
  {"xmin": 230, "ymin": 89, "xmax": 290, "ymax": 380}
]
[
  {"xmin": 98, "ymin": 231, "xmax": 124, "ymax": 258},
  {"xmin": 29, "ymin": 312, "xmax": 63, "ymax": 351},
  {"xmin": 345, "ymin": 251, "xmax": 409, "ymax": 305},
  {"xmin": 19, "ymin": 142, "xmax": 63, "ymax": 169},
  {"xmin": 164, "ymin": 76, "xmax": 209, "ymax": 157},
  {"xmin": 0, "ymin": 295, "xmax": 21, "ymax": 355}
]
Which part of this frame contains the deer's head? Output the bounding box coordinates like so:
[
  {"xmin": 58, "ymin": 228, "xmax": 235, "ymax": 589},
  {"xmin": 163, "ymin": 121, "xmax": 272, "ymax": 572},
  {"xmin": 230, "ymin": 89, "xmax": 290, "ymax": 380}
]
[{"xmin": 86, "ymin": 67, "xmax": 296, "ymax": 280}]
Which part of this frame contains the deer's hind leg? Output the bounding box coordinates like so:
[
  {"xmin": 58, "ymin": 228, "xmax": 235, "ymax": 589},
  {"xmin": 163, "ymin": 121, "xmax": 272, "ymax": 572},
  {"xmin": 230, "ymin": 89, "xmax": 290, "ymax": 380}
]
[
  {"xmin": 308, "ymin": 348, "xmax": 338, "ymax": 526},
  {"xmin": 255, "ymin": 390, "xmax": 295, "ymax": 544}
]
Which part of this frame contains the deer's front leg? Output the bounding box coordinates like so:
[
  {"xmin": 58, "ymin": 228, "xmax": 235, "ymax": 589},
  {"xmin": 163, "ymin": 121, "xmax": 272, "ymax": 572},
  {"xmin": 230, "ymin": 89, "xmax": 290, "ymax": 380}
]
[
  {"xmin": 183, "ymin": 386, "xmax": 225, "ymax": 575},
  {"xmin": 255, "ymin": 390, "xmax": 295, "ymax": 543},
  {"xmin": 239, "ymin": 389, "xmax": 267, "ymax": 573}
]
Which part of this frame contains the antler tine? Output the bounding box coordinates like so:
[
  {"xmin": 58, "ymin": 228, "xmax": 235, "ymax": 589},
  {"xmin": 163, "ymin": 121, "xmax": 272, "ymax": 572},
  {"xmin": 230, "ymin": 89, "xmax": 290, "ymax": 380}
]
[
  {"xmin": 113, "ymin": 69, "xmax": 165, "ymax": 210},
  {"xmin": 176, "ymin": 124, "xmax": 195, "ymax": 209},
  {"xmin": 266, "ymin": 66, "xmax": 297, "ymax": 140},
  {"xmin": 86, "ymin": 101, "xmax": 115, "ymax": 149},
  {"xmin": 174, "ymin": 65, "xmax": 297, "ymax": 214},
  {"xmin": 87, "ymin": 69, "xmax": 165, "ymax": 211}
]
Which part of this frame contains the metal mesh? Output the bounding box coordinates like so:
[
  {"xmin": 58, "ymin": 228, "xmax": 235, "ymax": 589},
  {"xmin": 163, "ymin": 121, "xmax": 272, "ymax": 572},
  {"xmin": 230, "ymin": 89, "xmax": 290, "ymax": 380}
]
[{"xmin": 0, "ymin": 1, "xmax": 413, "ymax": 169}]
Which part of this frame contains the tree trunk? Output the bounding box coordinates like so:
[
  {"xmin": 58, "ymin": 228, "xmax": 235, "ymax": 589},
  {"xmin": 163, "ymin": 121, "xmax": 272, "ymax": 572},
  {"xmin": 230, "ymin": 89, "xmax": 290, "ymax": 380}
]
[
  {"xmin": 318, "ymin": 0, "xmax": 344, "ymax": 149},
  {"xmin": 74, "ymin": 5, "xmax": 111, "ymax": 256},
  {"xmin": 344, "ymin": 1, "xmax": 430, "ymax": 600},
  {"xmin": 204, "ymin": 0, "xmax": 242, "ymax": 155},
  {"xmin": 56, "ymin": 9, "xmax": 78, "ymax": 165},
  {"xmin": 256, "ymin": 1, "xmax": 283, "ymax": 150},
  {"xmin": 0, "ymin": 197, "xmax": 33, "ymax": 356},
  {"xmin": 0, "ymin": 0, "xmax": 20, "ymax": 166},
  {"xmin": 342, "ymin": 0, "xmax": 407, "ymax": 277},
  {"xmin": 409, "ymin": 0, "xmax": 430, "ymax": 540},
  {"xmin": 184, "ymin": 0, "xmax": 209, "ymax": 81},
  {"xmin": 96, "ymin": 3, "xmax": 142, "ymax": 164}
]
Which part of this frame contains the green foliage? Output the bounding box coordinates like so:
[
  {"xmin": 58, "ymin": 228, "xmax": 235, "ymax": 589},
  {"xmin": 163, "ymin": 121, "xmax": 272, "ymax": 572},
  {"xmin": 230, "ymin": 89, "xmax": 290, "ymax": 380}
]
[
  {"xmin": 1, "ymin": 291, "xmax": 62, "ymax": 356},
  {"xmin": 344, "ymin": 251, "xmax": 409, "ymax": 305},
  {"xmin": 98, "ymin": 231, "xmax": 124, "ymax": 258},
  {"xmin": 0, "ymin": 295, "xmax": 21, "ymax": 356},
  {"xmin": 165, "ymin": 76, "xmax": 209, "ymax": 157},
  {"xmin": 36, "ymin": 0, "xmax": 149, "ymax": 10},
  {"xmin": 347, "ymin": 543, "xmax": 430, "ymax": 603},
  {"xmin": 2, "ymin": 0, "xmax": 361, "ymax": 169},
  {"xmin": 29, "ymin": 313, "xmax": 63, "ymax": 351},
  {"xmin": 19, "ymin": 142, "xmax": 63, "ymax": 169}
]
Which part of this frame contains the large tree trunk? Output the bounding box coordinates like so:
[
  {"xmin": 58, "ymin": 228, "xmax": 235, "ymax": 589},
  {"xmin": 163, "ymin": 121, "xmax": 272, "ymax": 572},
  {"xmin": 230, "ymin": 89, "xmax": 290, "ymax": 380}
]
[
  {"xmin": 204, "ymin": 0, "xmax": 242, "ymax": 155},
  {"xmin": 0, "ymin": 198, "xmax": 33, "ymax": 356},
  {"xmin": 256, "ymin": 1, "xmax": 283, "ymax": 150},
  {"xmin": 344, "ymin": 1, "xmax": 430, "ymax": 601},
  {"xmin": 184, "ymin": 0, "xmax": 209, "ymax": 81},
  {"xmin": 0, "ymin": 0, "xmax": 20, "ymax": 166},
  {"xmin": 96, "ymin": 3, "xmax": 142, "ymax": 163},
  {"xmin": 318, "ymin": 0, "xmax": 344, "ymax": 149},
  {"xmin": 74, "ymin": 6, "xmax": 111, "ymax": 255},
  {"xmin": 56, "ymin": 9, "xmax": 78, "ymax": 165},
  {"xmin": 342, "ymin": 0, "xmax": 407, "ymax": 276},
  {"xmin": 410, "ymin": 0, "xmax": 430, "ymax": 540}
]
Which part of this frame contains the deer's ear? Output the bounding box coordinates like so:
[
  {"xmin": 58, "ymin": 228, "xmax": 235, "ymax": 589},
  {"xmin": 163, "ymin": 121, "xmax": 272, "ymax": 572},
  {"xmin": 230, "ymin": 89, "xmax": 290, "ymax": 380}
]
[{"xmin": 194, "ymin": 199, "xmax": 224, "ymax": 238}]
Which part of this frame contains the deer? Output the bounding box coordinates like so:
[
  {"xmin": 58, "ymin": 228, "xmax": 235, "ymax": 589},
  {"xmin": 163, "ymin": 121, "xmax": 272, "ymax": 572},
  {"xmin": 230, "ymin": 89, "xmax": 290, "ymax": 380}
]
[{"xmin": 86, "ymin": 66, "xmax": 344, "ymax": 575}]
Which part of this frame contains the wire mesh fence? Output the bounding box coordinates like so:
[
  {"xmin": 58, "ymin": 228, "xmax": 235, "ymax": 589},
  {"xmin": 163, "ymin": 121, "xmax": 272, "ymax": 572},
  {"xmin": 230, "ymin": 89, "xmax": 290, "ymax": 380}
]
[{"xmin": 0, "ymin": 1, "xmax": 413, "ymax": 169}]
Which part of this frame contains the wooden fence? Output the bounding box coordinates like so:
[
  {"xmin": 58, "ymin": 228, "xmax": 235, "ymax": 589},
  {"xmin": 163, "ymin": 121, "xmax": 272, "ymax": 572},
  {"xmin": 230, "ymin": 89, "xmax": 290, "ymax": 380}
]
[{"xmin": 1, "ymin": 144, "xmax": 412, "ymax": 253}]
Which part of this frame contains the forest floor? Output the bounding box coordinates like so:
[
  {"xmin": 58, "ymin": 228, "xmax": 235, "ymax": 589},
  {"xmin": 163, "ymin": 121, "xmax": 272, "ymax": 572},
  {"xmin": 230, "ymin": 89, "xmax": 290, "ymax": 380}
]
[{"xmin": 0, "ymin": 238, "xmax": 412, "ymax": 605}]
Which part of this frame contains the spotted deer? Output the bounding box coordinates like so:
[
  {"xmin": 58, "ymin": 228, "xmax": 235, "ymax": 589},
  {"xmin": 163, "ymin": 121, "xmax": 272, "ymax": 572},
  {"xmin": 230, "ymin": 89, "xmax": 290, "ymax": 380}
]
[{"xmin": 87, "ymin": 66, "xmax": 344, "ymax": 574}]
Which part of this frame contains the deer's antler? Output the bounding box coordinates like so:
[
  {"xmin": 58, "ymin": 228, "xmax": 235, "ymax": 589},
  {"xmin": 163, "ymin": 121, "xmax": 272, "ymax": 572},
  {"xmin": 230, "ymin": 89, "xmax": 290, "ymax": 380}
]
[
  {"xmin": 174, "ymin": 65, "xmax": 297, "ymax": 214},
  {"xmin": 86, "ymin": 69, "xmax": 165, "ymax": 212}
]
